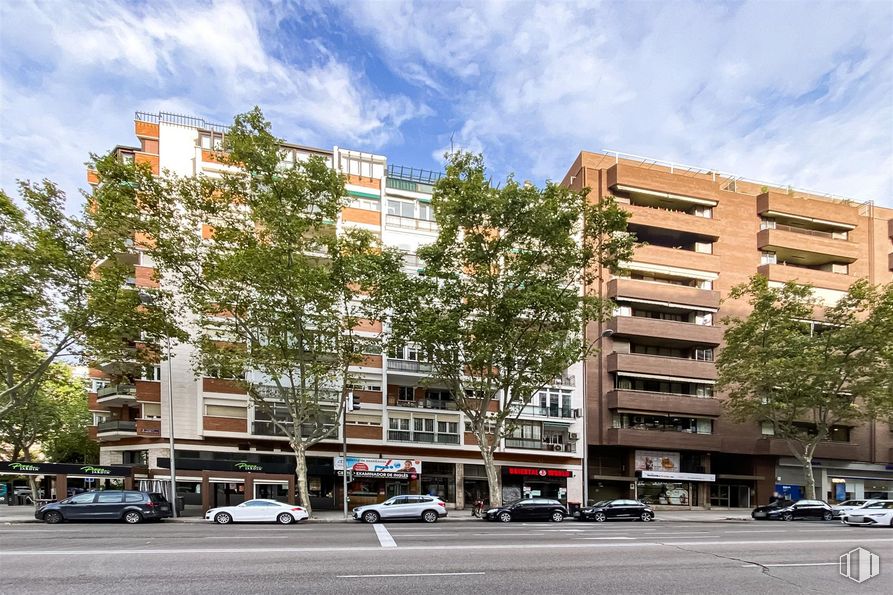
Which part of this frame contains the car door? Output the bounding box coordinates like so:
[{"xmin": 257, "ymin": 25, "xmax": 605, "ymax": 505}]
[
  {"xmin": 414, "ymin": 497, "xmax": 434, "ymax": 517},
  {"xmin": 380, "ymin": 496, "xmax": 407, "ymax": 519},
  {"xmin": 604, "ymin": 500, "xmax": 623, "ymax": 519},
  {"xmin": 94, "ymin": 492, "xmax": 125, "ymax": 519},
  {"xmin": 59, "ymin": 492, "xmax": 98, "ymax": 519},
  {"xmin": 237, "ymin": 500, "xmax": 269, "ymax": 521},
  {"xmin": 510, "ymin": 501, "xmax": 532, "ymax": 520}
]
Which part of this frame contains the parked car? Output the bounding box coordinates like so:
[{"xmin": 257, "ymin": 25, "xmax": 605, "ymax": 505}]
[
  {"xmin": 205, "ymin": 499, "xmax": 308, "ymax": 524},
  {"xmin": 353, "ymin": 495, "xmax": 447, "ymax": 523},
  {"xmin": 831, "ymin": 499, "xmax": 879, "ymax": 519},
  {"xmin": 841, "ymin": 500, "xmax": 893, "ymax": 527},
  {"xmin": 484, "ymin": 498, "xmax": 567, "ymax": 522},
  {"xmin": 35, "ymin": 490, "xmax": 172, "ymax": 524},
  {"xmin": 751, "ymin": 499, "xmax": 833, "ymax": 521},
  {"xmin": 577, "ymin": 499, "xmax": 654, "ymax": 522}
]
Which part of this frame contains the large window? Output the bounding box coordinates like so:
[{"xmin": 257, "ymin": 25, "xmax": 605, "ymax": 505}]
[
  {"xmin": 505, "ymin": 421, "xmax": 543, "ymax": 449},
  {"xmin": 387, "ymin": 199, "xmax": 415, "ymax": 218},
  {"xmin": 388, "ymin": 415, "xmax": 458, "ymax": 444},
  {"xmin": 613, "ymin": 413, "xmax": 713, "ymax": 434}
]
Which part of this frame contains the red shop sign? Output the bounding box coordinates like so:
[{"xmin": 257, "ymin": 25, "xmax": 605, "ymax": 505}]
[{"xmin": 507, "ymin": 467, "xmax": 572, "ymax": 478}]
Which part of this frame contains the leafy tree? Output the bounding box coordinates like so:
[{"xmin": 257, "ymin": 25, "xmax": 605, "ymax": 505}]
[
  {"xmin": 717, "ymin": 276, "xmax": 893, "ymax": 499},
  {"xmin": 0, "ymin": 158, "xmax": 176, "ymax": 420},
  {"xmin": 395, "ymin": 152, "xmax": 634, "ymax": 507},
  {"xmin": 144, "ymin": 109, "xmax": 403, "ymax": 516}
]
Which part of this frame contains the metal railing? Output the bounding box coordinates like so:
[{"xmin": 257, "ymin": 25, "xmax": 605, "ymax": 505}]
[
  {"xmin": 387, "ymin": 359, "xmax": 433, "ymax": 373},
  {"xmin": 510, "ymin": 405, "xmax": 574, "ymax": 418},
  {"xmin": 387, "ymin": 164, "xmax": 442, "ymax": 184},
  {"xmin": 97, "ymin": 384, "xmax": 137, "ymax": 398},
  {"xmin": 385, "ymin": 215, "xmax": 438, "ymax": 232},
  {"xmin": 135, "ymin": 111, "xmax": 228, "ymax": 133},
  {"xmin": 97, "ymin": 420, "xmax": 137, "ymax": 432},
  {"xmin": 767, "ymin": 222, "xmax": 845, "ymax": 240},
  {"xmin": 505, "ymin": 438, "xmax": 575, "ymax": 452},
  {"xmin": 388, "ymin": 431, "xmax": 459, "ymax": 444}
]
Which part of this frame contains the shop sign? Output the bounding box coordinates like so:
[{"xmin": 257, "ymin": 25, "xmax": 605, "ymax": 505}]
[
  {"xmin": 334, "ymin": 457, "xmax": 422, "ymax": 474},
  {"xmin": 634, "ymin": 450, "xmax": 680, "ymax": 473},
  {"xmin": 0, "ymin": 462, "xmax": 134, "ymax": 476},
  {"xmin": 506, "ymin": 467, "xmax": 572, "ymax": 478},
  {"xmin": 156, "ymin": 458, "xmax": 292, "ymax": 474},
  {"xmin": 336, "ymin": 470, "xmax": 416, "ymax": 480},
  {"xmin": 639, "ymin": 470, "xmax": 715, "ymax": 482}
]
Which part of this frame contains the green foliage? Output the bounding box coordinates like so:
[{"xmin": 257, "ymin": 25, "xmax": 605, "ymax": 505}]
[
  {"xmin": 718, "ymin": 276, "xmax": 893, "ymax": 497},
  {"xmin": 397, "ymin": 151, "xmax": 634, "ymax": 504}
]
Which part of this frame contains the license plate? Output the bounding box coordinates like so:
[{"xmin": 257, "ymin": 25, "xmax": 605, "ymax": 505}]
[
  {"xmin": 754, "ymin": 512, "xmax": 766, "ymax": 518},
  {"xmin": 160, "ymin": 505, "xmax": 170, "ymax": 511}
]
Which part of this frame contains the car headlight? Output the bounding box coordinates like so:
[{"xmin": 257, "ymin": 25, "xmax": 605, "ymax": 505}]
[{"xmin": 486, "ymin": 508, "xmax": 497, "ymax": 514}]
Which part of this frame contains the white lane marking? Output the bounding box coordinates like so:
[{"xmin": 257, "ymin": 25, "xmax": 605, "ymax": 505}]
[
  {"xmin": 338, "ymin": 572, "xmax": 485, "ymax": 578},
  {"xmin": 201, "ymin": 536, "xmax": 291, "ymax": 540},
  {"xmin": 723, "ymin": 530, "xmax": 787, "ymax": 534},
  {"xmin": 3, "ymin": 537, "xmax": 892, "ymax": 556},
  {"xmin": 576, "ymin": 537, "xmax": 635, "ymax": 540},
  {"xmin": 542, "ymin": 529, "xmax": 585, "ymax": 532},
  {"xmin": 741, "ymin": 563, "xmax": 837, "ymax": 568},
  {"xmin": 373, "ymin": 524, "xmax": 397, "ymax": 548}
]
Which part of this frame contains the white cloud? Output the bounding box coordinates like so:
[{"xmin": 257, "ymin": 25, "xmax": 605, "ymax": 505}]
[
  {"xmin": 340, "ymin": 0, "xmax": 893, "ymax": 205},
  {"xmin": 0, "ymin": 0, "xmax": 426, "ymax": 209}
]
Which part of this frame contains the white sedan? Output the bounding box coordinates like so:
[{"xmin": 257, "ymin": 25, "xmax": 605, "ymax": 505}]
[
  {"xmin": 841, "ymin": 500, "xmax": 893, "ymax": 527},
  {"xmin": 205, "ymin": 499, "xmax": 309, "ymax": 524}
]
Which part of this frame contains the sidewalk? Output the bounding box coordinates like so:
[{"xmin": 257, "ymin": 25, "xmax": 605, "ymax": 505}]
[{"xmin": 2, "ymin": 506, "xmax": 752, "ymax": 524}]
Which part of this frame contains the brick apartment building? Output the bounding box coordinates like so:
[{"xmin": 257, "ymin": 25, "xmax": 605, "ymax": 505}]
[
  {"xmin": 87, "ymin": 113, "xmax": 585, "ymax": 514},
  {"xmin": 562, "ymin": 151, "xmax": 893, "ymax": 507}
]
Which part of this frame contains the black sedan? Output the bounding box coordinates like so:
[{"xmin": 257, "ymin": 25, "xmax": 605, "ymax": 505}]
[
  {"xmin": 751, "ymin": 499, "xmax": 833, "ymax": 521},
  {"xmin": 483, "ymin": 498, "xmax": 567, "ymax": 522},
  {"xmin": 577, "ymin": 499, "xmax": 654, "ymax": 522}
]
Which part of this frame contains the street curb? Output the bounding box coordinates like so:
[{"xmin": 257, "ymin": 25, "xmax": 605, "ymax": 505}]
[{"xmin": 3, "ymin": 517, "xmax": 755, "ymax": 525}]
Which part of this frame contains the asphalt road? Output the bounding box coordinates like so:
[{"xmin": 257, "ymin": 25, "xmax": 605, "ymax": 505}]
[{"xmin": 1, "ymin": 519, "xmax": 891, "ymax": 594}]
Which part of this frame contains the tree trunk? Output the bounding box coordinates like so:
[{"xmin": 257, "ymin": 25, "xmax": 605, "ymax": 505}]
[
  {"xmin": 293, "ymin": 444, "xmax": 313, "ymax": 517},
  {"xmin": 23, "ymin": 449, "xmax": 41, "ymax": 510},
  {"xmin": 478, "ymin": 440, "xmax": 501, "ymax": 508},
  {"xmin": 801, "ymin": 453, "xmax": 816, "ymax": 500}
]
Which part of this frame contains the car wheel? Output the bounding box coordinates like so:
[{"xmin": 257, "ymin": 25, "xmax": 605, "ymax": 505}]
[
  {"xmin": 640, "ymin": 512, "xmax": 653, "ymax": 522},
  {"xmin": 550, "ymin": 511, "xmax": 564, "ymax": 523},
  {"xmin": 781, "ymin": 512, "xmax": 793, "ymax": 522},
  {"xmin": 498, "ymin": 511, "xmax": 512, "ymax": 523},
  {"xmin": 822, "ymin": 511, "xmax": 833, "ymax": 521},
  {"xmin": 123, "ymin": 511, "xmax": 143, "ymax": 524},
  {"xmin": 214, "ymin": 512, "xmax": 233, "ymax": 525},
  {"xmin": 422, "ymin": 510, "xmax": 439, "ymax": 523},
  {"xmin": 43, "ymin": 511, "xmax": 63, "ymax": 524},
  {"xmin": 363, "ymin": 511, "xmax": 380, "ymax": 524},
  {"xmin": 594, "ymin": 512, "xmax": 607, "ymax": 522},
  {"xmin": 277, "ymin": 513, "xmax": 294, "ymax": 525}
]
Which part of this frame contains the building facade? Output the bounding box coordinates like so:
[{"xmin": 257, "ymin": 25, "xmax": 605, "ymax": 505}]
[
  {"xmin": 561, "ymin": 151, "xmax": 893, "ymax": 508},
  {"xmin": 87, "ymin": 112, "xmax": 585, "ymax": 513}
]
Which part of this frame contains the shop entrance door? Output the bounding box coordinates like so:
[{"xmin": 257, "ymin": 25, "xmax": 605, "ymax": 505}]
[
  {"xmin": 386, "ymin": 482, "xmax": 408, "ymax": 498},
  {"xmin": 212, "ymin": 481, "xmax": 245, "ymax": 508}
]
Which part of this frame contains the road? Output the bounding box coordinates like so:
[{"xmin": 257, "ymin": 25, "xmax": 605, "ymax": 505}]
[{"xmin": 1, "ymin": 519, "xmax": 891, "ymax": 594}]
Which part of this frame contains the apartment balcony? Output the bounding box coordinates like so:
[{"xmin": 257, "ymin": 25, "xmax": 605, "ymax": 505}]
[
  {"xmin": 96, "ymin": 384, "xmax": 137, "ymax": 407},
  {"xmin": 606, "ymin": 389, "xmax": 722, "ymax": 417},
  {"xmin": 386, "ymin": 359, "xmax": 433, "ymax": 375},
  {"xmin": 509, "ymin": 404, "xmax": 579, "ymax": 419},
  {"xmin": 388, "ymin": 397, "xmax": 459, "ymax": 411},
  {"xmin": 607, "ymin": 352, "xmax": 717, "ymax": 381},
  {"xmin": 757, "ymin": 264, "xmax": 854, "ymax": 292},
  {"xmin": 605, "ymin": 427, "xmax": 722, "ymax": 450},
  {"xmin": 756, "ymin": 192, "xmax": 859, "ymax": 228},
  {"xmin": 632, "ymin": 244, "xmax": 720, "ymax": 273},
  {"xmin": 606, "ymin": 163, "xmax": 719, "ymax": 204},
  {"xmin": 623, "ymin": 203, "xmax": 718, "ymax": 238},
  {"xmin": 504, "ymin": 438, "xmax": 577, "ymax": 453},
  {"xmin": 385, "ymin": 214, "xmax": 438, "ymax": 233},
  {"xmin": 96, "ymin": 420, "xmax": 138, "ymax": 440},
  {"xmin": 387, "ymin": 430, "xmax": 459, "ymax": 444},
  {"xmin": 608, "ymin": 316, "xmax": 722, "ymax": 346},
  {"xmin": 757, "ymin": 228, "xmax": 859, "ymax": 263},
  {"xmin": 607, "ymin": 278, "xmax": 720, "ymax": 310}
]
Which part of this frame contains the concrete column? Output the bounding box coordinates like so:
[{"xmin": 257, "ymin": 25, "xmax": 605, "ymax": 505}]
[
  {"xmin": 287, "ymin": 476, "xmax": 295, "ymax": 505},
  {"xmin": 54, "ymin": 475, "xmax": 67, "ymax": 501},
  {"xmin": 124, "ymin": 476, "xmax": 134, "ymax": 490},
  {"xmin": 244, "ymin": 476, "xmax": 254, "ymax": 500},
  {"xmin": 455, "ymin": 464, "xmax": 465, "ymax": 509},
  {"xmin": 201, "ymin": 473, "xmax": 210, "ymax": 513}
]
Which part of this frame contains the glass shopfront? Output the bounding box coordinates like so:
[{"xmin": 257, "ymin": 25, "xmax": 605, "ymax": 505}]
[{"xmin": 502, "ymin": 466, "xmax": 572, "ymax": 503}]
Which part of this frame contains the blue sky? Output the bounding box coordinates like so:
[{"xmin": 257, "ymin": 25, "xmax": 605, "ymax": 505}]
[{"xmin": 1, "ymin": 0, "xmax": 892, "ymax": 208}]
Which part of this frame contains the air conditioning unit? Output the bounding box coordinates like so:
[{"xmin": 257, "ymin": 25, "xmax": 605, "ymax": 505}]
[
  {"xmin": 568, "ymin": 432, "xmax": 579, "ymax": 441},
  {"xmin": 573, "ymin": 408, "xmax": 582, "ymax": 418},
  {"xmin": 553, "ymin": 444, "xmax": 564, "ymax": 452}
]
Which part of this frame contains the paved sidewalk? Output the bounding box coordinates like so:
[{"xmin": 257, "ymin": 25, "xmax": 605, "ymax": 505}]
[{"xmin": 2, "ymin": 505, "xmax": 752, "ymax": 524}]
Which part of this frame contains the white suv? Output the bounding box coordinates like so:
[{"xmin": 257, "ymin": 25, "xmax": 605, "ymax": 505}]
[{"xmin": 353, "ymin": 495, "xmax": 448, "ymax": 523}]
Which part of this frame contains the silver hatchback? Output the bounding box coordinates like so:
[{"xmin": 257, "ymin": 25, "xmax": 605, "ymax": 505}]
[{"xmin": 353, "ymin": 495, "xmax": 448, "ymax": 523}]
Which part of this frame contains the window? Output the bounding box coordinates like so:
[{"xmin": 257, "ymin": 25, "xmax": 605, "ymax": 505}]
[
  {"xmin": 141, "ymin": 365, "xmax": 162, "ymax": 381},
  {"xmin": 418, "ymin": 202, "xmax": 433, "ymax": 221},
  {"xmin": 761, "ymin": 251, "xmax": 777, "ymax": 265},
  {"xmin": 199, "ymin": 132, "xmax": 224, "ymax": 151},
  {"xmin": 205, "ymin": 405, "xmax": 248, "ymax": 419},
  {"xmin": 69, "ymin": 493, "xmax": 96, "ymax": 504},
  {"xmin": 387, "ymin": 199, "xmax": 415, "ymax": 218},
  {"xmin": 350, "ymin": 197, "xmax": 381, "ymax": 211},
  {"xmin": 142, "ymin": 403, "xmax": 161, "ymax": 418},
  {"xmin": 614, "ymin": 413, "xmax": 713, "ymax": 434},
  {"xmin": 694, "ymin": 348, "xmax": 714, "ymax": 362},
  {"xmin": 91, "ymin": 379, "xmax": 110, "ymax": 393},
  {"xmin": 397, "ymin": 386, "xmax": 415, "ymax": 402},
  {"xmin": 96, "ymin": 493, "xmax": 123, "ymax": 503},
  {"xmin": 124, "ymin": 493, "xmax": 145, "ymax": 503},
  {"xmin": 389, "ymin": 418, "xmax": 410, "ymax": 431}
]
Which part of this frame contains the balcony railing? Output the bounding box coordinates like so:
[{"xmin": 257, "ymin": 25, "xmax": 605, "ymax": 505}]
[
  {"xmin": 97, "ymin": 420, "xmax": 137, "ymax": 433},
  {"xmin": 763, "ymin": 222, "xmax": 845, "ymax": 240},
  {"xmin": 97, "ymin": 384, "xmax": 137, "ymax": 398},
  {"xmin": 510, "ymin": 405, "xmax": 576, "ymax": 418},
  {"xmin": 505, "ymin": 438, "xmax": 575, "ymax": 452},
  {"xmin": 387, "ymin": 359, "xmax": 432, "ymax": 373},
  {"xmin": 385, "ymin": 215, "xmax": 438, "ymax": 232},
  {"xmin": 252, "ymin": 420, "xmax": 337, "ymax": 437},
  {"xmin": 388, "ymin": 430, "xmax": 459, "ymax": 444}
]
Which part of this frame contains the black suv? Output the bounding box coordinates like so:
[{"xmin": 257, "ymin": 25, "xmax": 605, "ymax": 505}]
[
  {"xmin": 35, "ymin": 490, "xmax": 172, "ymax": 524},
  {"xmin": 577, "ymin": 499, "xmax": 654, "ymax": 522},
  {"xmin": 484, "ymin": 498, "xmax": 568, "ymax": 522}
]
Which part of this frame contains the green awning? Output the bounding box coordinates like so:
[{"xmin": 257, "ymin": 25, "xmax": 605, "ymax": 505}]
[{"xmin": 348, "ymin": 190, "xmax": 381, "ymax": 200}]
